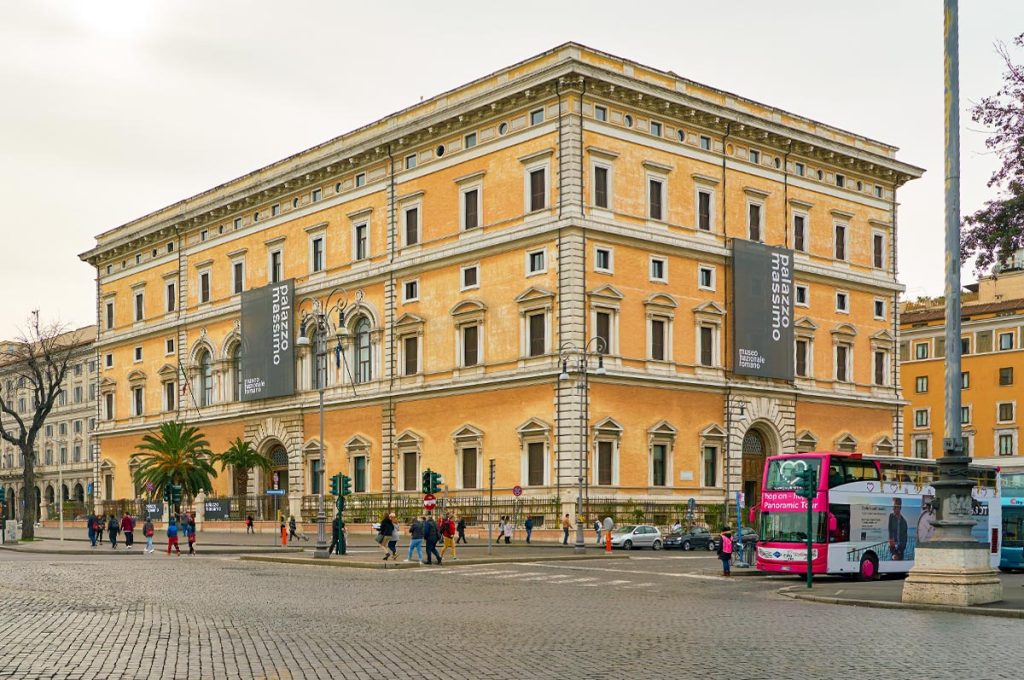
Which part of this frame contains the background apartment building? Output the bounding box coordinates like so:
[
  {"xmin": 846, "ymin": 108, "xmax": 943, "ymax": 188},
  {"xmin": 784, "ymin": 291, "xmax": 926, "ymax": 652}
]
[
  {"xmin": 902, "ymin": 254, "xmax": 1024, "ymax": 460},
  {"xmin": 79, "ymin": 44, "xmax": 922, "ymax": 522}
]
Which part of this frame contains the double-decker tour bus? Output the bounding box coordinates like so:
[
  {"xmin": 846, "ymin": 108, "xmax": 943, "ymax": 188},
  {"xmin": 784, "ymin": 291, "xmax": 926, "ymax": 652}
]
[{"xmin": 753, "ymin": 452, "xmax": 1000, "ymax": 579}]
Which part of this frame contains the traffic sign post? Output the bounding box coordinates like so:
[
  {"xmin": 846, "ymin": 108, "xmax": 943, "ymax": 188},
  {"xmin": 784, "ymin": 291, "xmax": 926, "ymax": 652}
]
[{"xmin": 423, "ymin": 493, "xmax": 436, "ymax": 512}]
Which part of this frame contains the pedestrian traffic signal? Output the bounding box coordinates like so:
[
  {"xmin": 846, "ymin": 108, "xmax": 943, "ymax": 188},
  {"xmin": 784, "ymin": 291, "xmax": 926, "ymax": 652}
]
[
  {"xmin": 341, "ymin": 474, "xmax": 352, "ymax": 497},
  {"xmin": 0, "ymin": 487, "xmax": 5, "ymax": 503},
  {"xmin": 170, "ymin": 484, "xmax": 183, "ymax": 504},
  {"xmin": 163, "ymin": 485, "xmax": 172, "ymax": 502},
  {"xmin": 329, "ymin": 473, "xmax": 341, "ymax": 497},
  {"xmin": 421, "ymin": 469, "xmax": 431, "ymax": 494},
  {"xmin": 793, "ymin": 467, "xmax": 818, "ymax": 500},
  {"xmin": 429, "ymin": 471, "xmax": 443, "ymax": 494}
]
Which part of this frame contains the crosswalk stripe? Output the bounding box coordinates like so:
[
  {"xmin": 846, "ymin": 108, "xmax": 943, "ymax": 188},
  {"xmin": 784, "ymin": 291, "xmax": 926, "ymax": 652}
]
[{"xmin": 493, "ymin": 571, "xmax": 545, "ymax": 579}]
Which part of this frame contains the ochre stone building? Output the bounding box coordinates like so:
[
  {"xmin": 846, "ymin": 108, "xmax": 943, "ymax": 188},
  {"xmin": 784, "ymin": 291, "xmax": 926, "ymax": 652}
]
[{"xmin": 79, "ymin": 44, "xmax": 923, "ymax": 520}]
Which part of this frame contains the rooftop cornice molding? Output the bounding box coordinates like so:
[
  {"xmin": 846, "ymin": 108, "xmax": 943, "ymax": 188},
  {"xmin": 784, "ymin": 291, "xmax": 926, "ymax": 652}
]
[{"xmin": 80, "ymin": 43, "xmax": 923, "ymax": 265}]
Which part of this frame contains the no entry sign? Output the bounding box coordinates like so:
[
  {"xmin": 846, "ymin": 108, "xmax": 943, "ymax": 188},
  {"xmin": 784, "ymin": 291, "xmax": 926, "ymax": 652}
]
[
  {"xmin": 512, "ymin": 485, "xmax": 523, "ymax": 497},
  {"xmin": 423, "ymin": 493, "xmax": 436, "ymax": 511}
]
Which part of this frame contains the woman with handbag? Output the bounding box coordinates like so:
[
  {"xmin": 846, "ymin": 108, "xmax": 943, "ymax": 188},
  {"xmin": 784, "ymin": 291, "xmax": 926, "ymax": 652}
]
[{"xmin": 378, "ymin": 512, "xmax": 395, "ymax": 561}]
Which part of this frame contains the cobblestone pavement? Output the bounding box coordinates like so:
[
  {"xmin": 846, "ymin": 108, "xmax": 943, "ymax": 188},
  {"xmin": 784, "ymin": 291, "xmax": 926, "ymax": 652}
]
[{"xmin": 0, "ymin": 550, "xmax": 1020, "ymax": 679}]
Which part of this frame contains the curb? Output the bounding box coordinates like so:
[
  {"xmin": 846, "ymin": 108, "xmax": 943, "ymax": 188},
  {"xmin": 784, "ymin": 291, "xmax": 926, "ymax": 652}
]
[
  {"xmin": 779, "ymin": 586, "xmax": 1024, "ymax": 619},
  {"xmin": 240, "ymin": 553, "xmax": 628, "ymax": 570},
  {"xmin": 0, "ymin": 544, "xmax": 304, "ymax": 556}
]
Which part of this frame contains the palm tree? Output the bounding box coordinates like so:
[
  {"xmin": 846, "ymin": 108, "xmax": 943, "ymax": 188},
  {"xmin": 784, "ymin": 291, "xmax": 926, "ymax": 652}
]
[
  {"xmin": 132, "ymin": 421, "xmax": 217, "ymax": 515},
  {"xmin": 213, "ymin": 437, "xmax": 271, "ymax": 499}
]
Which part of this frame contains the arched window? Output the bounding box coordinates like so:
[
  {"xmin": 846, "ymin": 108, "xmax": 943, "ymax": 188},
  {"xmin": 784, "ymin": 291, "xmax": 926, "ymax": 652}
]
[
  {"xmin": 231, "ymin": 345, "xmax": 242, "ymax": 401},
  {"xmin": 198, "ymin": 350, "xmax": 213, "ymax": 406},
  {"xmin": 355, "ymin": 318, "xmax": 372, "ymax": 384}
]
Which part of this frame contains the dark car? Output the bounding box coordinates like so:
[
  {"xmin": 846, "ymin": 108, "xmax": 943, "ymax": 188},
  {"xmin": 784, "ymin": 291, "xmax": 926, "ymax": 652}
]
[{"xmin": 664, "ymin": 526, "xmax": 716, "ymax": 551}]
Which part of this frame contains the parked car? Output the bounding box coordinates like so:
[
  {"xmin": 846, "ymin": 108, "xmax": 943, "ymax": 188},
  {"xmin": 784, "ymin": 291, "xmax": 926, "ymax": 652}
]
[
  {"xmin": 664, "ymin": 526, "xmax": 716, "ymax": 551},
  {"xmin": 610, "ymin": 524, "xmax": 663, "ymax": 550}
]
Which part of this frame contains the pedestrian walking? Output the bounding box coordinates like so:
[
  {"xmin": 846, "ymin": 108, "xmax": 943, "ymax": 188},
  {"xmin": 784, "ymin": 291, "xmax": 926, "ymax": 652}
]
[
  {"xmin": 524, "ymin": 516, "xmax": 534, "ymax": 544},
  {"xmin": 377, "ymin": 512, "xmax": 396, "ymax": 562},
  {"xmin": 385, "ymin": 512, "xmax": 399, "ymax": 562},
  {"xmin": 405, "ymin": 516, "xmax": 424, "ymax": 563},
  {"xmin": 187, "ymin": 517, "xmax": 197, "ymax": 555},
  {"xmin": 423, "ymin": 513, "xmax": 442, "ymax": 566},
  {"xmin": 121, "ymin": 512, "xmax": 135, "ymax": 549},
  {"xmin": 561, "ymin": 514, "xmax": 572, "ymax": 545},
  {"xmin": 716, "ymin": 526, "xmax": 734, "ymax": 576},
  {"xmin": 86, "ymin": 512, "xmax": 97, "ymax": 548},
  {"xmin": 166, "ymin": 517, "xmax": 181, "ymax": 556},
  {"xmin": 143, "ymin": 516, "xmax": 155, "ymax": 554},
  {"xmin": 245, "ymin": 515, "xmax": 254, "ymax": 534},
  {"xmin": 288, "ymin": 515, "xmax": 308, "ymax": 542},
  {"xmin": 503, "ymin": 517, "xmax": 512, "ymax": 544},
  {"xmin": 496, "ymin": 516, "xmax": 506, "ymax": 544},
  {"xmin": 594, "ymin": 519, "xmax": 602, "ymax": 545},
  {"xmin": 440, "ymin": 513, "xmax": 458, "ymax": 561},
  {"xmin": 456, "ymin": 516, "xmax": 467, "ymax": 544},
  {"xmin": 328, "ymin": 515, "xmax": 341, "ymax": 556},
  {"xmin": 107, "ymin": 514, "xmax": 120, "ymax": 548},
  {"xmin": 280, "ymin": 517, "xmax": 287, "ymax": 545},
  {"xmin": 96, "ymin": 515, "xmax": 106, "ymax": 545}
]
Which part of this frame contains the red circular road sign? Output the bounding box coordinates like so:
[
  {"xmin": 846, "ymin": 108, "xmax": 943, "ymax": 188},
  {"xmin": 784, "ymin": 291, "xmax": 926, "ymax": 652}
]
[
  {"xmin": 423, "ymin": 493, "xmax": 436, "ymax": 510},
  {"xmin": 512, "ymin": 485, "xmax": 523, "ymax": 497}
]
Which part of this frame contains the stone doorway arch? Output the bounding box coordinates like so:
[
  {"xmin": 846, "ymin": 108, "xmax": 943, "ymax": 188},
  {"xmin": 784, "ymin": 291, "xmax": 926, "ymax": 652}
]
[{"xmin": 741, "ymin": 426, "xmax": 774, "ymax": 508}]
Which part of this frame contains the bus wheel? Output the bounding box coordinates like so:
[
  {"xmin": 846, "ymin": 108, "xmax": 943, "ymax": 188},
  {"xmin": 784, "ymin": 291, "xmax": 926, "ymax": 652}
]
[{"xmin": 858, "ymin": 554, "xmax": 879, "ymax": 581}]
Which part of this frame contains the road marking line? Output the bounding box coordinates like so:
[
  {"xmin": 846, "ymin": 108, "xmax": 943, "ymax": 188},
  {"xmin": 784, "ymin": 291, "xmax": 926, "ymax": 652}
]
[
  {"xmin": 624, "ymin": 582, "xmax": 655, "ymax": 588},
  {"xmin": 558, "ymin": 577, "xmax": 599, "ymax": 584},
  {"xmin": 493, "ymin": 571, "xmax": 546, "ymax": 579},
  {"xmin": 521, "ymin": 562, "xmax": 729, "ymax": 581},
  {"xmin": 604, "ymin": 579, "xmax": 631, "ymax": 586}
]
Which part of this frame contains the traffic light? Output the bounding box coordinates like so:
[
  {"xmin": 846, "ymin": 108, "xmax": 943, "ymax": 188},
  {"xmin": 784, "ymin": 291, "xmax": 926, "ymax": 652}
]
[
  {"xmin": 421, "ymin": 469, "xmax": 431, "ymax": 494},
  {"xmin": 341, "ymin": 474, "xmax": 352, "ymax": 497},
  {"xmin": 429, "ymin": 471, "xmax": 443, "ymax": 494},
  {"xmin": 0, "ymin": 487, "xmax": 5, "ymax": 504},
  {"xmin": 329, "ymin": 473, "xmax": 341, "ymax": 497},
  {"xmin": 170, "ymin": 484, "xmax": 183, "ymax": 504},
  {"xmin": 793, "ymin": 467, "xmax": 818, "ymax": 500},
  {"xmin": 163, "ymin": 485, "xmax": 172, "ymax": 502}
]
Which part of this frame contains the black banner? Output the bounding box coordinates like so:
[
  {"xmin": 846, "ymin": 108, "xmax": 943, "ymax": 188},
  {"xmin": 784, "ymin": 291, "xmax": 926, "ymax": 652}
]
[
  {"xmin": 240, "ymin": 280, "xmax": 295, "ymax": 401},
  {"xmin": 732, "ymin": 240, "xmax": 794, "ymax": 380},
  {"xmin": 204, "ymin": 500, "xmax": 231, "ymax": 520},
  {"xmin": 143, "ymin": 502, "xmax": 164, "ymax": 521}
]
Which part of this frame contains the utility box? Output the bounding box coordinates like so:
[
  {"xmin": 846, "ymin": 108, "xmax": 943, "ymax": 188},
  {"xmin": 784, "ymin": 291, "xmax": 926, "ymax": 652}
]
[{"xmin": 4, "ymin": 520, "xmax": 18, "ymax": 543}]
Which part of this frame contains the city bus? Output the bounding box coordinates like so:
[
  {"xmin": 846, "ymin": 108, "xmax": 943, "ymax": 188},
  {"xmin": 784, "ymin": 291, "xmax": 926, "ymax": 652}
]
[
  {"xmin": 999, "ymin": 470, "xmax": 1024, "ymax": 572},
  {"xmin": 753, "ymin": 452, "xmax": 1000, "ymax": 579}
]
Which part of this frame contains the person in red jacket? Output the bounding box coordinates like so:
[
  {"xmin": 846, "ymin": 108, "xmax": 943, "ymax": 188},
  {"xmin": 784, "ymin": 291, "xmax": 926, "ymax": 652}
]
[
  {"xmin": 120, "ymin": 512, "xmax": 135, "ymax": 549},
  {"xmin": 440, "ymin": 513, "xmax": 458, "ymax": 561}
]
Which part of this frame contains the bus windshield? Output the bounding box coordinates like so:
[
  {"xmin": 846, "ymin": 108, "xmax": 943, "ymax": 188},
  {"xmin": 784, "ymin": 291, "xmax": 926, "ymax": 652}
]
[
  {"xmin": 1003, "ymin": 473, "xmax": 1024, "ymax": 497},
  {"xmin": 760, "ymin": 510, "xmax": 827, "ymax": 543},
  {"xmin": 765, "ymin": 457, "xmax": 821, "ymax": 491},
  {"xmin": 1005, "ymin": 506, "xmax": 1024, "ymax": 548}
]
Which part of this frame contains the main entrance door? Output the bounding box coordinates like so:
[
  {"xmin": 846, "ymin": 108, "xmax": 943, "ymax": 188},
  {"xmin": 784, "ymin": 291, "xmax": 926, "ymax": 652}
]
[
  {"xmin": 741, "ymin": 429, "xmax": 767, "ymax": 508},
  {"xmin": 270, "ymin": 446, "xmax": 289, "ymax": 492}
]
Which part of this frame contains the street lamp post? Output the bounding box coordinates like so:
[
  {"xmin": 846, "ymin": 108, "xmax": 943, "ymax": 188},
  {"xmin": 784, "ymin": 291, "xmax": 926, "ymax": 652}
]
[
  {"xmin": 296, "ymin": 288, "xmax": 360, "ymax": 560},
  {"xmin": 559, "ymin": 339, "xmax": 607, "ymax": 555}
]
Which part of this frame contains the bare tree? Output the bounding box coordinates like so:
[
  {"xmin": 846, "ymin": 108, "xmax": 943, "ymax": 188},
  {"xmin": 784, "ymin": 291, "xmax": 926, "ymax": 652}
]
[{"xmin": 0, "ymin": 312, "xmax": 81, "ymax": 540}]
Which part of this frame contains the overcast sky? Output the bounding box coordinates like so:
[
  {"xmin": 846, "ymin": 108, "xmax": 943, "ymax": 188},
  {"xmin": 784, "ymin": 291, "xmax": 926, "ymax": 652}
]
[{"xmin": 1, "ymin": 0, "xmax": 1020, "ymax": 339}]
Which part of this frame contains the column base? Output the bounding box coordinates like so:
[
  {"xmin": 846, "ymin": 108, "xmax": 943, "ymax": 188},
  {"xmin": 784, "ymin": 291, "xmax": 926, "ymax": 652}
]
[{"xmin": 901, "ymin": 544, "xmax": 1002, "ymax": 606}]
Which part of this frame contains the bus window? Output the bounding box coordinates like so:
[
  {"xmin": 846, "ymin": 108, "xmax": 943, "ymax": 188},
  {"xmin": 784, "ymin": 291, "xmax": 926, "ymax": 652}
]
[
  {"xmin": 760, "ymin": 510, "xmax": 826, "ymax": 543},
  {"xmin": 827, "ymin": 464, "xmax": 844, "ymax": 488},
  {"xmin": 841, "ymin": 460, "xmax": 880, "ymax": 484},
  {"xmin": 1005, "ymin": 507, "xmax": 1024, "ymax": 548},
  {"xmin": 765, "ymin": 457, "xmax": 821, "ymax": 491},
  {"xmin": 828, "ymin": 504, "xmax": 851, "ymax": 543}
]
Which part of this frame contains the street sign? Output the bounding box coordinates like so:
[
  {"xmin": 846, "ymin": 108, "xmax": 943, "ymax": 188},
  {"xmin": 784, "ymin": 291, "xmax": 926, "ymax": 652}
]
[
  {"xmin": 423, "ymin": 493, "xmax": 436, "ymax": 511},
  {"xmin": 512, "ymin": 485, "xmax": 522, "ymax": 497},
  {"xmin": 204, "ymin": 500, "xmax": 231, "ymax": 520},
  {"xmin": 266, "ymin": 489, "xmax": 286, "ymax": 496},
  {"xmin": 144, "ymin": 502, "xmax": 164, "ymax": 521}
]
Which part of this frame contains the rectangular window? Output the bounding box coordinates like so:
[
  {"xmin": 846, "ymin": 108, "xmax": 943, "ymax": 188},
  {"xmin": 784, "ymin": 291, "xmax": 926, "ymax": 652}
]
[
  {"xmin": 132, "ymin": 386, "xmax": 143, "ymax": 417},
  {"xmin": 650, "ymin": 257, "xmax": 666, "ymax": 282},
  {"xmin": 874, "ymin": 351, "xmax": 886, "ymax": 386},
  {"xmin": 200, "ymin": 229, "xmax": 208, "ymax": 242},
  {"xmin": 353, "ymin": 456, "xmax": 366, "ymax": 493},
  {"xmin": 999, "ymin": 403, "xmax": 1015, "ymax": 422},
  {"xmin": 961, "ymin": 337, "xmax": 971, "ymax": 354},
  {"xmin": 405, "ymin": 154, "xmax": 416, "ymax": 170},
  {"xmin": 873, "ymin": 233, "xmax": 885, "ymax": 268},
  {"xmin": 748, "ymin": 203, "xmax": 761, "ymax": 241},
  {"xmin": 648, "ymin": 178, "xmax": 663, "ymax": 220},
  {"xmin": 312, "ymin": 188, "xmax": 321, "ymax": 202},
  {"xmin": 403, "ymin": 280, "xmax": 418, "ymax": 302},
  {"xmin": 233, "ymin": 218, "xmax": 242, "ymax": 230},
  {"xmin": 311, "ymin": 236, "xmax": 324, "ymax": 272},
  {"xmin": 793, "ymin": 215, "xmax": 806, "ymax": 251},
  {"xmin": 916, "ymin": 376, "xmax": 928, "ymax": 392},
  {"xmin": 594, "ymin": 166, "xmax": 609, "ymax": 208},
  {"xmin": 915, "ymin": 343, "xmax": 929, "ymax": 360},
  {"xmin": 166, "ymin": 338, "xmax": 175, "ymax": 354},
  {"xmin": 354, "ymin": 224, "xmax": 368, "ymax": 261},
  {"xmin": 915, "ymin": 409, "xmax": 929, "ymax": 427},
  {"xmin": 652, "ymin": 444, "xmax": 667, "ymax": 486},
  {"xmin": 165, "ymin": 282, "xmax": 176, "ymax": 312},
  {"xmin": 404, "ymin": 207, "xmax": 418, "ymax": 246},
  {"xmin": 233, "ymin": 261, "xmax": 244, "ymax": 294},
  {"xmin": 795, "ymin": 162, "xmax": 805, "ymax": 176},
  {"xmin": 697, "ymin": 190, "xmax": 712, "ymax": 231},
  {"xmin": 595, "ymin": 311, "xmax": 611, "ymax": 353},
  {"xmin": 199, "ymin": 271, "xmax": 210, "ymax": 304},
  {"xmin": 1000, "ymin": 367, "xmax": 1014, "ymax": 385},
  {"xmin": 355, "ymin": 173, "xmax": 365, "ymax": 188},
  {"xmin": 134, "ymin": 346, "xmax": 142, "ymax": 362},
  {"xmin": 749, "ymin": 148, "xmax": 760, "ymax": 164},
  {"xmin": 999, "ymin": 332, "xmax": 1015, "ymax": 351},
  {"xmin": 597, "ymin": 441, "xmax": 613, "ymax": 486},
  {"xmin": 253, "ymin": 211, "xmax": 260, "ymax": 223},
  {"xmin": 310, "ymin": 459, "xmax": 323, "ymax": 495},
  {"xmin": 836, "ymin": 345, "xmax": 849, "ymax": 382},
  {"xmin": 699, "ymin": 135, "xmax": 711, "ymax": 150},
  {"xmin": 461, "ymin": 265, "xmax": 479, "ymax": 290},
  {"xmin": 961, "ymin": 406, "xmax": 970, "ymax": 425},
  {"xmin": 270, "ymin": 251, "xmax": 282, "ymax": 282},
  {"xmin": 463, "ymin": 189, "xmax": 479, "ymax": 230},
  {"xmin": 874, "ymin": 299, "xmax": 885, "ymax": 320},
  {"xmin": 528, "ymin": 442, "xmax": 545, "ymax": 486},
  {"xmin": 594, "ymin": 105, "xmax": 608, "ymax": 122},
  {"xmin": 834, "ymin": 224, "xmax": 847, "ymax": 260},
  {"xmin": 105, "ymin": 301, "xmax": 114, "ymax": 330},
  {"xmin": 649, "ymin": 120, "xmax": 662, "ymax": 137},
  {"xmin": 462, "ymin": 325, "xmax": 479, "ymax": 367},
  {"xmin": 403, "ymin": 452, "xmax": 417, "ymax": 492},
  {"xmin": 795, "ymin": 339, "xmax": 808, "ymax": 377},
  {"xmin": 700, "ymin": 325, "xmax": 714, "ymax": 366},
  {"xmin": 595, "ymin": 247, "xmax": 612, "ymax": 273},
  {"xmin": 529, "ymin": 168, "xmax": 546, "ymax": 212},
  {"xmin": 962, "ymin": 371, "xmax": 970, "ymax": 389},
  {"xmin": 528, "ymin": 313, "xmax": 546, "ymax": 357},
  {"xmin": 464, "ymin": 132, "xmax": 477, "ymax": 149},
  {"xmin": 74, "ymin": 386, "xmax": 82, "ymax": 403},
  {"xmin": 462, "ymin": 448, "xmax": 477, "ymax": 489},
  {"xmin": 134, "ymin": 292, "xmax": 144, "ymax": 321},
  {"xmin": 527, "ymin": 249, "xmax": 545, "ymax": 274},
  {"xmin": 651, "ymin": 319, "xmax": 666, "ymax": 361},
  {"xmin": 698, "ymin": 265, "xmax": 715, "ymax": 290},
  {"xmin": 703, "ymin": 446, "xmax": 718, "ymax": 486},
  {"xmin": 403, "ymin": 336, "xmax": 418, "ymax": 376},
  {"xmin": 999, "ymin": 434, "xmax": 1015, "ymax": 456},
  {"xmin": 836, "ymin": 291, "xmax": 849, "ymax": 313},
  {"xmin": 835, "ymin": 174, "xmax": 845, "ymax": 188},
  {"xmin": 914, "ymin": 439, "xmax": 929, "ymax": 458},
  {"xmin": 530, "ymin": 108, "xmax": 544, "ymax": 126},
  {"xmin": 795, "ymin": 284, "xmax": 808, "ymax": 307},
  {"xmin": 271, "ymin": 204, "xmax": 280, "ymax": 217},
  {"xmin": 875, "ymin": 185, "xmax": 884, "ymax": 198}
]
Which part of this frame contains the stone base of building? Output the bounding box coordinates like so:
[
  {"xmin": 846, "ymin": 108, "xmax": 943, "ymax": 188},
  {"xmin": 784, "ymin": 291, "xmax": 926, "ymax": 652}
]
[{"xmin": 901, "ymin": 544, "xmax": 1002, "ymax": 606}]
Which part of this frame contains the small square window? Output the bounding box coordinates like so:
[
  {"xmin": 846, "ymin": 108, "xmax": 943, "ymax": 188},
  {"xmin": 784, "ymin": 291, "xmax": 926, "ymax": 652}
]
[
  {"xmin": 530, "ymin": 109, "xmax": 544, "ymax": 126},
  {"xmin": 795, "ymin": 162, "xmax": 805, "ymax": 176},
  {"xmin": 234, "ymin": 217, "xmax": 242, "ymax": 229},
  {"xmin": 312, "ymin": 188, "xmax": 322, "ymax": 202},
  {"xmin": 105, "ymin": 353, "xmax": 113, "ymax": 368},
  {"xmin": 527, "ymin": 249, "xmax": 546, "ymax": 275},
  {"xmin": 167, "ymin": 242, "xmax": 174, "ymax": 253},
  {"xmin": 835, "ymin": 291, "xmax": 849, "ymax": 313},
  {"xmin": 405, "ymin": 154, "xmax": 417, "ymax": 170},
  {"xmin": 649, "ymin": 257, "xmax": 667, "ymax": 283},
  {"xmin": 1000, "ymin": 367, "xmax": 1014, "ymax": 386},
  {"xmin": 595, "ymin": 247, "xmax": 613, "ymax": 273},
  {"xmin": 135, "ymin": 254, "xmax": 141, "ymax": 264},
  {"xmin": 649, "ymin": 120, "xmax": 662, "ymax": 137},
  {"xmin": 461, "ymin": 264, "xmax": 479, "ymax": 290},
  {"xmin": 464, "ymin": 132, "xmax": 477, "ymax": 149},
  {"xmin": 795, "ymin": 284, "xmax": 809, "ymax": 307},
  {"xmin": 403, "ymin": 280, "xmax": 419, "ymax": 303},
  {"xmin": 999, "ymin": 332, "xmax": 1015, "ymax": 351},
  {"xmin": 271, "ymin": 204, "xmax": 280, "ymax": 217},
  {"xmin": 915, "ymin": 343, "xmax": 929, "ymax": 360},
  {"xmin": 699, "ymin": 135, "xmax": 711, "ymax": 151},
  {"xmin": 999, "ymin": 402, "xmax": 1015, "ymax": 422},
  {"xmin": 594, "ymin": 105, "xmax": 608, "ymax": 122},
  {"xmin": 874, "ymin": 299, "xmax": 885, "ymax": 319},
  {"xmin": 355, "ymin": 173, "xmax": 365, "ymax": 187},
  {"xmin": 698, "ymin": 265, "xmax": 715, "ymax": 291},
  {"xmin": 914, "ymin": 409, "xmax": 929, "ymax": 427},
  {"xmin": 200, "ymin": 229, "xmax": 208, "ymax": 242},
  {"xmin": 875, "ymin": 185, "xmax": 883, "ymax": 198},
  {"xmin": 915, "ymin": 376, "xmax": 928, "ymax": 393},
  {"xmin": 749, "ymin": 149, "xmax": 760, "ymax": 164},
  {"xmin": 166, "ymin": 338, "xmax": 175, "ymax": 355},
  {"xmin": 134, "ymin": 346, "xmax": 142, "ymax": 362},
  {"xmin": 835, "ymin": 174, "xmax": 845, "ymax": 188}
]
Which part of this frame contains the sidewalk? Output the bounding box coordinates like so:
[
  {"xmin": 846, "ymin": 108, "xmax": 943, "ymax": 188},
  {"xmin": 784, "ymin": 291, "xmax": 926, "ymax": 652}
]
[{"xmin": 781, "ymin": 572, "xmax": 1024, "ymax": 619}]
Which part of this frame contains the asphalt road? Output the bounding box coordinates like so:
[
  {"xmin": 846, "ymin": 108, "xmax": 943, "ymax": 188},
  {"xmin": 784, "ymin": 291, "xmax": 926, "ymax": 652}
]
[{"xmin": 0, "ymin": 550, "xmax": 1019, "ymax": 679}]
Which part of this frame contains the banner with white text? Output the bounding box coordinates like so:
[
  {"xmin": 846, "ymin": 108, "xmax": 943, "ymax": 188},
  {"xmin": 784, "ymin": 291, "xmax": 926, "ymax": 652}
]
[
  {"xmin": 240, "ymin": 279, "xmax": 295, "ymax": 401},
  {"xmin": 732, "ymin": 240, "xmax": 794, "ymax": 380}
]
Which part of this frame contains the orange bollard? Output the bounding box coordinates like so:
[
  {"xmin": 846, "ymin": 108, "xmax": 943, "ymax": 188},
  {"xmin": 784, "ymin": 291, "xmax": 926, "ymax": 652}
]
[
  {"xmin": 281, "ymin": 524, "xmax": 287, "ymax": 546},
  {"xmin": 605, "ymin": 531, "xmax": 612, "ymax": 553}
]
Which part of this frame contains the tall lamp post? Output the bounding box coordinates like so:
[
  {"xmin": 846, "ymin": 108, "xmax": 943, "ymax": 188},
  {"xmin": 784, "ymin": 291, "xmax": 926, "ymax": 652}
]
[
  {"xmin": 296, "ymin": 287, "xmax": 360, "ymax": 560},
  {"xmin": 559, "ymin": 338, "xmax": 607, "ymax": 555}
]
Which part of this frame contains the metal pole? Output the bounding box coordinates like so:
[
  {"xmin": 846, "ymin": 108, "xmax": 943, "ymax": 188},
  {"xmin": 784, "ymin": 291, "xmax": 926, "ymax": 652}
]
[
  {"xmin": 488, "ymin": 459, "xmax": 494, "ymax": 556},
  {"xmin": 313, "ymin": 323, "xmax": 329, "ymax": 558},
  {"xmin": 575, "ymin": 358, "xmax": 586, "ymax": 554}
]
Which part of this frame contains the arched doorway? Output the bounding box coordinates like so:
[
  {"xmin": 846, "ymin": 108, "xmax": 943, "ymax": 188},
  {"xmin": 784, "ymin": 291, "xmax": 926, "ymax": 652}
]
[
  {"xmin": 741, "ymin": 428, "xmax": 770, "ymax": 508},
  {"xmin": 74, "ymin": 483, "xmax": 84, "ymax": 503},
  {"xmin": 269, "ymin": 445, "xmax": 289, "ymax": 493}
]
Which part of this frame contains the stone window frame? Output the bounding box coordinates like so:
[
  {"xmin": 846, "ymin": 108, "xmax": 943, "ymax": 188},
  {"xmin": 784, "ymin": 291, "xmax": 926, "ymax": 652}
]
[
  {"xmin": 451, "ymin": 299, "xmax": 486, "ymax": 376},
  {"xmin": 648, "ymin": 420, "xmax": 677, "ymax": 489},
  {"xmin": 997, "ymin": 400, "xmax": 1016, "ymax": 424},
  {"xmin": 456, "ymin": 171, "xmax": 485, "ymax": 232},
  {"xmin": 834, "ymin": 432, "xmax": 858, "ymax": 453},
  {"xmin": 831, "ymin": 323, "xmax": 857, "ymax": 385},
  {"xmin": 693, "ymin": 301, "xmax": 726, "ymax": 370},
  {"xmin": 127, "ymin": 369, "xmax": 146, "ymax": 418},
  {"xmin": 700, "ymin": 424, "xmax": 727, "ymax": 488},
  {"xmin": 303, "ymin": 439, "xmax": 326, "ymax": 496},
  {"xmin": 593, "ymin": 244, "xmax": 614, "ymax": 274},
  {"xmin": 588, "ymin": 284, "xmax": 623, "ymax": 358},
  {"xmin": 591, "ymin": 417, "xmax": 623, "ymax": 487},
  {"xmin": 306, "ymin": 223, "xmax": 328, "ymax": 274},
  {"xmin": 517, "ymin": 418, "xmax": 552, "ymax": 488},
  {"xmin": 348, "ymin": 207, "xmax": 373, "ymax": 263},
  {"xmin": 460, "ymin": 263, "xmax": 480, "ymax": 291},
  {"xmin": 395, "ymin": 313, "xmax": 425, "ymax": 381},
  {"xmin": 996, "ymin": 429, "xmax": 1018, "ymax": 457},
  {"xmin": 789, "ymin": 199, "xmax": 813, "ymax": 252},
  {"xmin": 520, "ymin": 149, "xmax": 553, "ymax": 216},
  {"xmin": 645, "ymin": 293, "xmax": 677, "ymax": 365},
  {"xmin": 398, "ymin": 191, "xmax": 424, "ymax": 249},
  {"xmin": 692, "ymin": 174, "xmax": 719, "ymax": 233},
  {"xmin": 913, "ymin": 407, "xmax": 930, "ymax": 429},
  {"xmin": 697, "ymin": 263, "xmax": 716, "ymax": 292},
  {"xmin": 643, "ymin": 160, "xmax": 671, "ymax": 224},
  {"xmin": 587, "ymin": 146, "xmax": 618, "ymax": 214},
  {"xmin": 345, "ymin": 435, "xmax": 372, "ymax": 494},
  {"xmin": 795, "ymin": 430, "xmax": 819, "ymax": 454},
  {"xmin": 794, "ymin": 317, "xmax": 817, "ymax": 381},
  {"xmin": 452, "ymin": 425, "xmax": 484, "ymax": 491},
  {"xmin": 870, "ymin": 330, "xmax": 895, "ymax": 388},
  {"xmin": 395, "ymin": 430, "xmax": 423, "ymax": 493},
  {"xmin": 158, "ymin": 363, "xmax": 177, "ymax": 412},
  {"xmin": 163, "ymin": 271, "xmax": 178, "ymax": 314},
  {"xmin": 743, "ymin": 186, "xmax": 770, "ymax": 242},
  {"xmin": 515, "ymin": 287, "xmax": 554, "ymax": 363}
]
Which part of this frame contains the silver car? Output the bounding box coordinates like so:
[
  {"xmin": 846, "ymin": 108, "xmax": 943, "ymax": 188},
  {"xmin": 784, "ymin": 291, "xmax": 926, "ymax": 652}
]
[{"xmin": 610, "ymin": 524, "xmax": 663, "ymax": 550}]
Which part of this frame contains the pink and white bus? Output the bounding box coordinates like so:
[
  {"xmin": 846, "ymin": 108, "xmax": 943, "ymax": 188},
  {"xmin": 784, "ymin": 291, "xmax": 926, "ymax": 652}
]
[{"xmin": 753, "ymin": 452, "xmax": 1000, "ymax": 579}]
